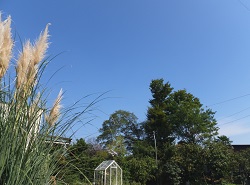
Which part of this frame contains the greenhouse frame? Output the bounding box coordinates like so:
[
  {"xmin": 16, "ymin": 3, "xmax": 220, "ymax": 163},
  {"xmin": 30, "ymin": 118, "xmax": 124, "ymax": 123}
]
[{"xmin": 94, "ymin": 160, "xmax": 122, "ymax": 185}]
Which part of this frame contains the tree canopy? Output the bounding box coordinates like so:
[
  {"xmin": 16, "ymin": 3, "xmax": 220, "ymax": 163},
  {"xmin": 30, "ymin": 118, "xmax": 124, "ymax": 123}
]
[{"xmin": 97, "ymin": 110, "xmax": 142, "ymax": 155}]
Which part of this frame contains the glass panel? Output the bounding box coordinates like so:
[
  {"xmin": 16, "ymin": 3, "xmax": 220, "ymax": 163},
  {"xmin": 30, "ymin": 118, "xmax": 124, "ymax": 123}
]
[
  {"xmin": 94, "ymin": 171, "xmax": 105, "ymax": 185},
  {"xmin": 95, "ymin": 160, "xmax": 115, "ymax": 170},
  {"xmin": 117, "ymin": 168, "xmax": 122, "ymax": 185},
  {"xmin": 111, "ymin": 167, "xmax": 117, "ymax": 185}
]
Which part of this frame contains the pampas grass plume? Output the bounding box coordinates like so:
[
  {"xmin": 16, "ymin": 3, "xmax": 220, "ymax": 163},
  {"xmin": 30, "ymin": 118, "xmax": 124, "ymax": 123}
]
[
  {"xmin": 16, "ymin": 24, "xmax": 50, "ymax": 89},
  {"xmin": 33, "ymin": 23, "xmax": 50, "ymax": 65},
  {"xmin": 16, "ymin": 41, "xmax": 34, "ymax": 88},
  {"xmin": 46, "ymin": 89, "xmax": 63, "ymax": 127},
  {"xmin": 0, "ymin": 14, "xmax": 13, "ymax": 78}
]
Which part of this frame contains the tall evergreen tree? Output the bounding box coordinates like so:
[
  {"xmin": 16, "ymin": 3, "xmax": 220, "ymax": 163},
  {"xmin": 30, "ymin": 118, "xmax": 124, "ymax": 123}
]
[{"xmin": 145, "ymin": 79, "xmax": 174, "ymax": 147}]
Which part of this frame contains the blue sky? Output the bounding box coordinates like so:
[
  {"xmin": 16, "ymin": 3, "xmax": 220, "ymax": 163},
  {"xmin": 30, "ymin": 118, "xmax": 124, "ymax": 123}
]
[{"xmin": 2, "ymin": 0, "xmax": 250, "ymax": 144}]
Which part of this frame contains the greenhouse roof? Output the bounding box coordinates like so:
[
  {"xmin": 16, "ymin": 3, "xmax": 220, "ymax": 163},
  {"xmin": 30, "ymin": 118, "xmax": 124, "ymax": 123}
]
[{"xmin": 95, "ymin": 160, "xmax": 120, "ymax": 171}]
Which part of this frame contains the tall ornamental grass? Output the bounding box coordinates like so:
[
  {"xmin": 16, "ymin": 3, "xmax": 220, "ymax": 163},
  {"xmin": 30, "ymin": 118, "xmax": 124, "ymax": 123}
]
[{"xmin": 0, "ymin": 13, "xmax": 92, "ymax": 185}]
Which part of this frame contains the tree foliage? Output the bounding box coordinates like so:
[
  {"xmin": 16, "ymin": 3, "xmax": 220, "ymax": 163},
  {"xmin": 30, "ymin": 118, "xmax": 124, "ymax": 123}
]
[
  {"xmin": 97, "ymin": 110, "xmax": 142, "ymax": 154},
  {"xmin": 59, "ymin": 138, "xmax": 110, "ymax": 184},
  {"xmin": 145, "ymin": 79, "xmax": 174, "ymax": 146},
  {"xmin": 145, "ymin": 79, "xmax": 218, "ymax": 146},
  {"xmin": 232, "ymin": 148, "xmax": 250, "ymax": 184},
  {"xmin": 167, "ymin": 89, "xmax": 218, "ymax": 144}
]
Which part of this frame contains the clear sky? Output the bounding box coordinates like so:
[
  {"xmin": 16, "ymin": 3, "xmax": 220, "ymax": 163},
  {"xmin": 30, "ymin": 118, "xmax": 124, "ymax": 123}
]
[{"xmin": 2, "ymin": 0, "xmax": 250, "ymax": 144}]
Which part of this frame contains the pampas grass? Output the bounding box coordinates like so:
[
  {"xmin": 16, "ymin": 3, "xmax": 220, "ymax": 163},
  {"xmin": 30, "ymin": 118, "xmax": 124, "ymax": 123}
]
[
  {"xmin": 33, "ymin": 23, "xmax": 50, "ymax": 65},
  {"xmin": 0, "ymin": 12, "xmax": 96, "ymax": 185},
  {"xmin": 46, "ymin": 89, "xmax": 63, "ymax": 127},
  {"xmin": 0, "ymin": 14, "xmax": 13, "ymax": 78}
]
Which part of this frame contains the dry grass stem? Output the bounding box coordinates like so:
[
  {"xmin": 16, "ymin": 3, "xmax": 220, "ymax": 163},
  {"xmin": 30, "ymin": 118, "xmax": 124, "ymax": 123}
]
[{"xmin": 26, "ymin": 93, "xmax": 42, "ymax": 149}]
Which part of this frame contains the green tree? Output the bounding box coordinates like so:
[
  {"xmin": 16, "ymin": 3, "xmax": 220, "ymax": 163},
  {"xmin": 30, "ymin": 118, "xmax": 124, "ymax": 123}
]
[
  {"xmin": 203, "ymin": 140, "xmax": 235, "ymax": 184},
  {"xmin": 144, "ymin": 79, "xmax": 219, "ymax": 185},
  {"xmin": 145, "ymin": 79, "xmax": 174, "ymax": 147},
  {"xmin": 97, "ymin": 110, "xmax": 142, "ymax": 155},
  {"xmin": 143, "ymin": 79, "xmax": 175, "ymax": 185},
  {"xmin": 167, "ymin": 89, "xmax": 218, "ymax": 144},
  {"xmin": 145, "ymin": 79, "xmax": 218, "ymax": 145},
  {"xmin": 215, "ymin": 135, "xmax": 232, "ymax": 146}
]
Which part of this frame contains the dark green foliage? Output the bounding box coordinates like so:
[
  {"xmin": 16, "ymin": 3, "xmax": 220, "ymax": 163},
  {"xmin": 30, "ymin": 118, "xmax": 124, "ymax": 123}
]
[
  {"xmin": 163, "ymin": 160, "xmax": 181, "ymax": 185},
  {"xmin": 126, "ymin": 157, "xmax": 156, "ymax": 185},
  {"xmin": 149, "ymin": 79, "xmax": 173, "ymax": 108},
  {"xmin": 232, "ymin": 148, "xmax": 250, "ymax": 184},
  {"xmin": 173, "ymin": 143, "xmax": 205, "ymax": 184},
  {"xmin": 170, "ymin": 137, "xmax": 235, "ymax": 185},
  {"xmin": 145, "ymin": 79, "xmax": 174, "ymax": 146},
  {"xmin": 203, "ymin": 140, "xmax": 235, "ymax": 184},
  {"xmin": 132, "ymin": 140, "xmax": 155, "ymax": 158},
  {"xmin": 59, "ymin": 138, "xmax": 110, "ymax": 184}
]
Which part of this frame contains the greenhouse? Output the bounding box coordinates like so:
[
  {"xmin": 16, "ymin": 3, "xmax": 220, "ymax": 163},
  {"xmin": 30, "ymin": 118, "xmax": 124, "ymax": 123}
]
[{"xmin": 94, "ymin": 160, "xmax": 122, "ymax": 185}]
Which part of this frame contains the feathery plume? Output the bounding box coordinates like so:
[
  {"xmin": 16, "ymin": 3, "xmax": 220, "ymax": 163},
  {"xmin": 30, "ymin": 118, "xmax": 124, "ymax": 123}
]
[
  {"xmin": 0, "ymin": 15, "xmax": 13, "ymax": 78},
  {"xmin": 16, "ymin": 24, "xmax": 50, "ymax": 90},
  {"xmin": 33, "ymin": 23, "xmax": 50, "ymax": 65},
  {"xmin": 46, "ymin": 89, "xmax": 63, "ymax": 127},
  {"xmin": 16, "ymin": 41, "xmax": 34, "ymax": 88},
  {"xmin": 0, "ymin": 14, "xmax": 4, "ymax": 52}
]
